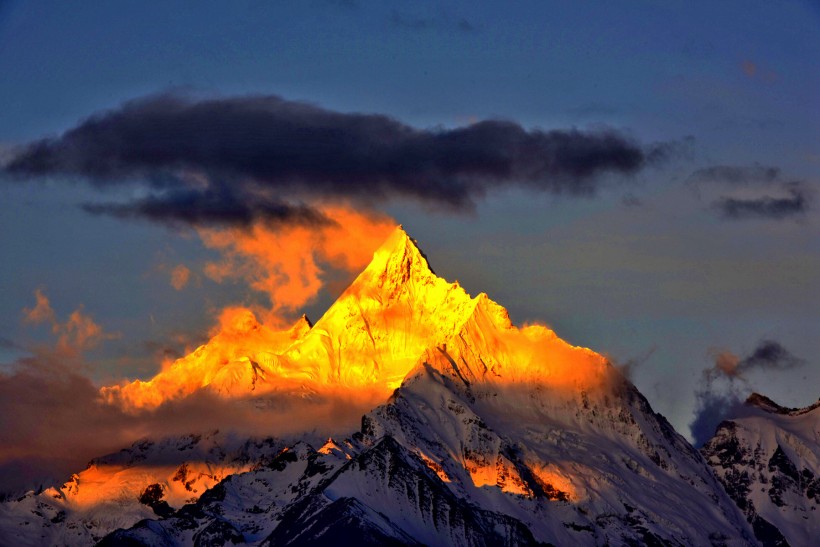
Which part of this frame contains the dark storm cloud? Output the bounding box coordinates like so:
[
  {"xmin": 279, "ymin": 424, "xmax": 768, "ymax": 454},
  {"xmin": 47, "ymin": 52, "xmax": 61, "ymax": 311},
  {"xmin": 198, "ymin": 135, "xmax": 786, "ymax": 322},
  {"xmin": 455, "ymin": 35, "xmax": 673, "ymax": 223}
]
[
  {"xmin": 4, "ymin": 93, "xmax": 666, "ymax": 226},
  {"xmin": 82, "ymin": 187, "xmax": 330, "ymax": 228},
  {"xmin": 690, "ymin": 339, "xmax": 805, "ymax": 446},
  {"xmin": 713, "ymin": 185, "xmax": 809, "ymax": 220}
]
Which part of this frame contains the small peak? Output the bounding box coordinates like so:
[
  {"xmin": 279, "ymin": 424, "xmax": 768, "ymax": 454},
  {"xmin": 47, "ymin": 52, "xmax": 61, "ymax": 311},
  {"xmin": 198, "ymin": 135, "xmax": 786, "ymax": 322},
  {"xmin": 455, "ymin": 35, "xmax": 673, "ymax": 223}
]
[
  {"xmin": 746, "ymin": 392, "xmax": 820, "ymax": 416},
  {"xmin": 745, "ymin": 392, "xmax": 784, "ymax": 413},
  {"xmin": 297, "ymin": 313, "xmax": 313, "ymax": 329},
  {"xmin": 318, "ymin": 437, "xmax": 350, "ymax": 459},
  {"xmin": 378, "ymin": 225, "xmax": 418, "ymax": 254}
]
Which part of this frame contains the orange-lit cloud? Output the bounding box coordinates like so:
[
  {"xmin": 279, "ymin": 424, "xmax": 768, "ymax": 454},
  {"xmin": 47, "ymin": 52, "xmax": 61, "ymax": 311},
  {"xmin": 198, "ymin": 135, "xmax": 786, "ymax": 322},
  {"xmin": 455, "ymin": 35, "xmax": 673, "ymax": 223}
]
[
  {"xmin": 22, "ymin": 288, "xmax": 56, "ymax": 325},
  {"xmin": 198, "ymin": 205, "xmax": 395, "ymax": 324},
  {"xmin": 170, "ymin": 264, "xmax": 192, "ymax": 290},
  {"xmin": 21, "ymin": 289, "xmax": 119, "ymax": 355}
]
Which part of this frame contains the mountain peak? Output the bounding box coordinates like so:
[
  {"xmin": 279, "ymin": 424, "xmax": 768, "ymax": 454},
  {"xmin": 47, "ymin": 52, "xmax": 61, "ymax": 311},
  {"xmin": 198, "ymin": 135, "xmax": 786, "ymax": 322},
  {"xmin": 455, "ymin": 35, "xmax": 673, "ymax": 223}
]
[
  {"xmin": 745, "ymin": 392, "xmax": 787, "ymax": 413},
  {"xmin": 366, "ymin": 224, "xmax": 434, "ymax": 278},
  {"xmin": 294, "ymin": 224, "xmax": 478, "ymax": 389}
]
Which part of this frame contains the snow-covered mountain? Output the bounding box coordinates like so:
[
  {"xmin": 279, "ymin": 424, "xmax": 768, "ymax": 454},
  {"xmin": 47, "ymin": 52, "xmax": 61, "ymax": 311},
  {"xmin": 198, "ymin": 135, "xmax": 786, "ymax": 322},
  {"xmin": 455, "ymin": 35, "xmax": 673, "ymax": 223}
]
[
  {"xmin": 97, "ymin": 357, "xmax": 757, "ymax": 546},
  {"xmin": 701, "ymin": 393, "xmax": 820, "ymax": 546},
  {"xmin": 0, "ymin": 226, "xmax": 789, "ymax": 545}
]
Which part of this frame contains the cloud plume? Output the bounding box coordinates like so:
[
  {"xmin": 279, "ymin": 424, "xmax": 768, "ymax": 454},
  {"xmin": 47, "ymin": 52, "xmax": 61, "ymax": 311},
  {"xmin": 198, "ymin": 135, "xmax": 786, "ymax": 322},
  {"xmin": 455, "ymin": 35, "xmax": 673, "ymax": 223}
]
[
  {"xmin": 0, "ymin": 351, "xmax": 382, "ymax": 495},
  {"xmin": 705, "ymin": 340, "xmax": 804, "ymax": 381},
  {"xmin": 4, "ymin": 92, "xmax": 668, "ymax": 226},
  {"xmin": 199, "ymin": 205, "xmax": 395, "ymax": 322},
  {"xmin": 690, "ymin": 339, "xmax": 805, "ymax": 446}
]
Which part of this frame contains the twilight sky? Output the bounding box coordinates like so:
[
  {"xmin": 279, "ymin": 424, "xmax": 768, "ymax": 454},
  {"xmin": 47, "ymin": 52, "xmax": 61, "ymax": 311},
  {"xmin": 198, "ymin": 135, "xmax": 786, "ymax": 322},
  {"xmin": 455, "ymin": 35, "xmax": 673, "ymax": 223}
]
[{"xmin": 0, "ymin": 0, "xmax": 818, "ymax": 447}]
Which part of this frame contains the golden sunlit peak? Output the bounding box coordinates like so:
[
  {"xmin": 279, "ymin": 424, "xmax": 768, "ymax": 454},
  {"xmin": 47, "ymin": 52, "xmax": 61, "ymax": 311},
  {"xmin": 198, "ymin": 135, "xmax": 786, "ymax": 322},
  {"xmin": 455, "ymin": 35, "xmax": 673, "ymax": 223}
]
[
  {"xmin": 102, "ymin": 225, "xmax": 611, "ymax": 411},
  {"xmin": 368, "ymin": 225, "xmax": 430, "ymax": 271}
]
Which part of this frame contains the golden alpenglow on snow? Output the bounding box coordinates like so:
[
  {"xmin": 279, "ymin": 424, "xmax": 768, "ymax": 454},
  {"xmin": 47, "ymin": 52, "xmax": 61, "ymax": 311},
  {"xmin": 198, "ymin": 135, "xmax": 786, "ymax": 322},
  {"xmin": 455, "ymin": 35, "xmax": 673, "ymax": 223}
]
[{"xmin": 102, "ymin": 226, "xmax": 610, "ymax": 411}]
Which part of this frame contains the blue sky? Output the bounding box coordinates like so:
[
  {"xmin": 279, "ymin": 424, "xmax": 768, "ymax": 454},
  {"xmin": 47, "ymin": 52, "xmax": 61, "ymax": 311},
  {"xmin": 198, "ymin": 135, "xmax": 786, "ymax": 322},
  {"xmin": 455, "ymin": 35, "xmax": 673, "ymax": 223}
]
[{"xmin": 0, "ymin": 0, "xmax": 818, "ymax": 440}]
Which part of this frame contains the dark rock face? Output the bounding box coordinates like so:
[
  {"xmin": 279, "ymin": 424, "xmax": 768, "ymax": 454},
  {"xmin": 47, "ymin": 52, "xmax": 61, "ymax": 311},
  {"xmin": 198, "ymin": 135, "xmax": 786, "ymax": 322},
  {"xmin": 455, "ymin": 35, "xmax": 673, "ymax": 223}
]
[
  {"xmin": 138, "ymin": 484, "xmax": 174, "ymax": 518},
  {"xmin": 265, "ymin": 497, "xmax": 418, "ymax": 547}
]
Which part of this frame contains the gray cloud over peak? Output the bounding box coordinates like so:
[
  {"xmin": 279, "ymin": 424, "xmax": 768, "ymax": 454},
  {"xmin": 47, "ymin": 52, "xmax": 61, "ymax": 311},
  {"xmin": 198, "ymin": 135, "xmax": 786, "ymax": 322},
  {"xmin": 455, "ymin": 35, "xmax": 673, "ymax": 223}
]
[
  {"xmin": 4, "ymin": 92, "xmax": 670, "ymax": 227},
  {"xmin": 690, "ymin": 339, "xmax": 805, "ymax": 446}
]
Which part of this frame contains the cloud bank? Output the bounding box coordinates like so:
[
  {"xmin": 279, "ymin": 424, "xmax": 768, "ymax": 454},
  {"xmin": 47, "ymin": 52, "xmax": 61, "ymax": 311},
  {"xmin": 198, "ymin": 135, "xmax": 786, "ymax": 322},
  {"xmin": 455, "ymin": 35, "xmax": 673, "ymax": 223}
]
[
  {"xmin": 0, "ymin": 352, "xmax": 382, "ymax": 495},
  {"xmin": 5, "ymin": 92, "xmax": 669, "ymax": 227},
  {"xmin": 1, "ymin": 292, "xmax": 387, "ymax": 494}
]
